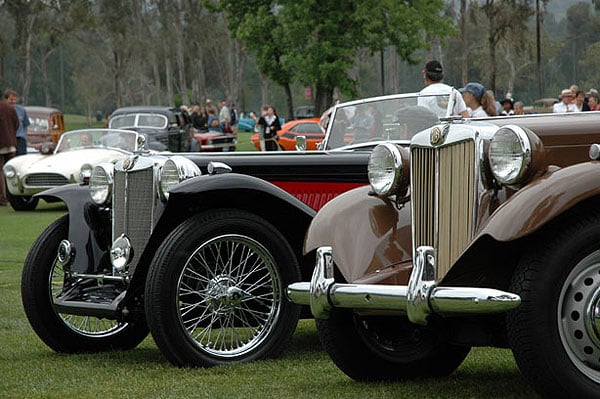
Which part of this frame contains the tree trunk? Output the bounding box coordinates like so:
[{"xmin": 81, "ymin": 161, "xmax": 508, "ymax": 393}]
[
  {"xmin": 284, "ymin": 83, "xmax": 293, "ymax": 121},
  {"xmin": 460, "ymin": 0, "xmax": 468, "ymax": 86},
  {"xmin": 314, "ymin": 83, "xmax": 333, "ymax": 116}
]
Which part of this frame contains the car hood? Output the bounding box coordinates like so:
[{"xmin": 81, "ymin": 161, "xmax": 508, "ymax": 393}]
[{"xmin": 9, "ymin": 148, "xmax": 128, "ymax": 175}]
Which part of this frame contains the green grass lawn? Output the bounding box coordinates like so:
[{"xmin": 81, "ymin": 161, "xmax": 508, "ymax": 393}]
[{"xmin": 0, "ymin": 202, "xmax": 537, "ymax": 398}]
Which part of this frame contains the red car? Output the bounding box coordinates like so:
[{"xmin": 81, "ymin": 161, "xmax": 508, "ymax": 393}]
[{"xmin": 251, "ymin": 117, "xmax": 323, "ymax": 150}]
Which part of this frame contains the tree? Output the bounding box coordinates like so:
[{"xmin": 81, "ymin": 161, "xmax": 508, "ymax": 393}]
[{"xmin": 217, "ymin": 0, "xmax": 453, "ymax": 116}]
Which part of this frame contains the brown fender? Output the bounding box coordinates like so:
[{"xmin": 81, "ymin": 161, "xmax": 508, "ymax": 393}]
[
  {"xmin": 478, "ymin": 161, "xmax": 600, "ymax": 241},
  {"xmin": 304, "ymin": 185, "xmax": 413, "ymax": 284}
]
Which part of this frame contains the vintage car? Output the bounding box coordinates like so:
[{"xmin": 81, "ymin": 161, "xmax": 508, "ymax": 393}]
[
  {"xmin": 3, "ymin": 129, "xmax": 143, "ymax": 211},
  {"xmin": 108, "ymin": 106, "xmax": 190, "ymax": 152},
  {"xmin": 20, "ymin": 92, "xmax": 454, "ymax": 368},
  {"xmin": 25, "ymin": 106, "xmax": 65, "ymax": 149},
  {"xmin": 188, "ymin": 127, "xmax": 237, "ymax": 152},
  {"xmin": 251, "ymin": 117, "xmax": 324, "ymax": 151},
  {"xmin": 287, "ymin": 110, "xmax": 600, "ymax": 397}
]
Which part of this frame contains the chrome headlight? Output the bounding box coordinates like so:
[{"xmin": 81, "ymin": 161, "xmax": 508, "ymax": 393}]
[
  {"xmin": 79, "ymin": 163, "xmax": 93, "ymax": 182},
  {"xmin": 159, "ymin": 156, "xmax": 201, "ymax": 200},
  {"xmin": 489, "ymin": 126, "xmax": 532, "ymax": 186},
  {"xmin": 4, "ymin": 164, "xmax": 16, "ymax": 179},
  {"xmin": 368, "ymin": 143, "xmax": 407, "ymax": 196},
  {"xmin": 89, "ymin": 163, "xmax": 114, "ymax": 205}
]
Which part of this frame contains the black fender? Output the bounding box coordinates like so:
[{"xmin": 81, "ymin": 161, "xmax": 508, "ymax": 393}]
[
  {"xmin": 127, "ymin": 173, "xmax": 318, "ymax": 294},
  {"xmin": 34, "ymin": 184, "xmax": 111, "ymax": 275}
]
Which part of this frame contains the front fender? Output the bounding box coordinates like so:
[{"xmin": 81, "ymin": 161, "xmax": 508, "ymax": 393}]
[
  {"xmin": 35, "ymin": 184, "xmax": 110, "ymax": 274},
  {"xmin": 478, "ymin": 161, "xmax": 600, "ymax": 241},
  {"xmin": 304, "ymin": 185, "xmax": 413, "ymax": 284}
]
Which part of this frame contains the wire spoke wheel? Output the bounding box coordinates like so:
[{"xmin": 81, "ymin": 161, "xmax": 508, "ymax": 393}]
[
  {"xmin": 177, "ymin": 234, "xmax": 281, "ymax": 357},
  {"xmin": 50, "ymin": 259, "xmax": 127, "ymax": 337}
]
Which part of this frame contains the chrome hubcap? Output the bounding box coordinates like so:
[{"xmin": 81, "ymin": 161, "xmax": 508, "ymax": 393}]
[{"xmin": 559, "ymin": 250, "xmax": 600, "ymax": 380}]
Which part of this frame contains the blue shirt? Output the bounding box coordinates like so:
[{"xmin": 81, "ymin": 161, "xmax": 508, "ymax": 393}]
[{"xmin": 14, "ymin": 105, "xmax": 30, "ymax": 139}]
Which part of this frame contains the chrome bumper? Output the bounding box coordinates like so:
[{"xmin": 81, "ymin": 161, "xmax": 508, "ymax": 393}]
[{"xmin": 287, "ymin": 246, "xmax": 521, "ymax": 325}]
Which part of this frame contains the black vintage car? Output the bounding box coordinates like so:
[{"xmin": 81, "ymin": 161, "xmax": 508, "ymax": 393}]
[
  {"xmin": 20, "ymin": 93, "xmax": 454, "ymax": 367},
  {"xmin": 108, "ymin": 106, "xmax": 190, "ymax": 152}
]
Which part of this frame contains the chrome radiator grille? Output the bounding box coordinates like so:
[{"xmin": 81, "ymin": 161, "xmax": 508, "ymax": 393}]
[
  {"xmin": 24, "ymin": 173, "xmax": 69, "ymax": 187},
  {"xmin": 112, "ymin": 165, "xmax": 155, "ymax": 273},
  {"xmin": 411, "ymin": 140, "xmax": 476, "ymax": 279}
]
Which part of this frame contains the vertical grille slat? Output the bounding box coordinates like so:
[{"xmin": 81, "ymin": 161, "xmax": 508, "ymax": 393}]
[
  {"xmin": 412, "ymin": 140, "xmax": 475, "ymax": 279},
  {"xmin": 112, "ymin": 165, "xmax": 155, "ymax": 274}
]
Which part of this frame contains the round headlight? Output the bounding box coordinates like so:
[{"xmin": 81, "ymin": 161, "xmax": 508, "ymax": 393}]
[
  {"xmin": 4, "ymin": 165, "xmax": 16, "ymax": 179},
  {"xmin": 79, "ymin": 163, "xmax": 93, "ymax": 182},
  {"xmin": 368, "ymin": 143, "xmax": 405, "ymax": 196},
  {"xmin": 489, "ymin": 126, "xmax": 531, "ymax": 185},
  {"xmin": 159, "ymin": 156, "xmax": 201, "ymax": 200},
  {"xmin": 89, "ymin": 163, "xmax": 114, "ymax": 205}
]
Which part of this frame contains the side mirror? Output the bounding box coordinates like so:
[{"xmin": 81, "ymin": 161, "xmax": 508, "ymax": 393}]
[{"xmin": 295, "ymin": 135, "xmax": 307, "ymax": 152}]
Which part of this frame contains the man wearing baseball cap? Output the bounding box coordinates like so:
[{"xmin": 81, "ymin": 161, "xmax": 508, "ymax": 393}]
[{"xmin": 419, "ymin": 60, "xmax": 469, "ymax": 118}]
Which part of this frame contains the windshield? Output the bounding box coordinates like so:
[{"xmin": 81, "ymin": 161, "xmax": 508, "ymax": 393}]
[
  {"xmin": 109, "ymin": 113, "xmax": 168, "ymax": 129},
  {"xmin": 55, "ymin": 129, "xmax": 138, "ymax": 153},
  {"xmin": 323, "ymin": 93, "xmax": 449, "ymax": 150}
]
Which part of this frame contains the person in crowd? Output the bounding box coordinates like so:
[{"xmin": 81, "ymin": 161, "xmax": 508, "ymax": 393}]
[
  {"xmin": 500, "ymin": 98, "xmax": 515, "ymax": 116},
  {"xmin": 229, "ymin": 102, "xmax": 238, "ymax": 136},
  {"xmin": 5, "ymin": 89, "xmax": 29, "ymax": 156},
  {"xmin": 587, "ymin": 91, "xmax": 600, "ymax": 111},
  {"xmin": 460, "ymin": 82, "xmax": 490, "ymax": 117},
  {"xmin": 575, "ymin": 90, "xmax": 590, "ymax": 111},
  {"xmin": 205, "ymin": 99, "xmax": 218, "ymax": 116},
  {"xmin": 103, "ymin": 113, "xmax": 112, "ymax": 128},
  {"xmin": 251, "ymin": 106, "xmax": 268, "ymax": 151},
  {"xmin": 0, "ymin": 96, "xmax": 19, "ymax": 206},
  {"xmin": 219, "ymin": 100, "xmax": 231, "ymax": 133},
  {"xmin": 207, "ymin": 108, "xmax": 221, "ymax": 131},
  {"xmin": 263, "ymin": 105, "xmax": 281, "ymax": 151},
  {"xmin": 570, "ymin": 84, "xmax": 579, "ymax": 102},
  {"xmin": 191, "ymin": 105, "xmax": 209, "ymax": 131},
  {"xmin": 419, "ymin": 60, "xmax": 469, "ymax": 117},
  {"xmin": 553, "ymin": 89, "xmax": 578, "ymax": 113},
  {"xmin": 514, "ymin": 101, "xmax": 526, "ymax": 115},
  {"xmin": 79, "ymin": 132, "xmax": 93, "ymax": 147}
]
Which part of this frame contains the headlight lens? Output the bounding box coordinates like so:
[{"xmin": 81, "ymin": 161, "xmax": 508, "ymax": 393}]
[
  {"xmin": 79, "ymin": 163, "xmax": 93, "ymax": 182},
  {"xmin": 159, "ymin": 156, "xmax": 201, "ymax": 200},
  {"xmin": 4, "ymin": 165, "xmax": 16, "ymax": 179},
  {"xmin": 368, "ymin": 143, "xmax": 404, "ymax": 196},
  {"xmin": 89, "ymin": 163, "xmax": 114, "ymax": 205},
  {"xmin": 489, "ymin": 126, "xmax": 531, "ymax": 185}
]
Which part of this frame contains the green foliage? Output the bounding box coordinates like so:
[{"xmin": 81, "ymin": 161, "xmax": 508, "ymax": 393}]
[{"xmin": 217, "ymin": 0, "xmax": 453, "ymax": 113}]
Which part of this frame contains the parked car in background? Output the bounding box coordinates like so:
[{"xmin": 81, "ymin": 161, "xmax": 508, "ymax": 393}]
[
  {"xmin": 251, "ymin": 118, "xmax": 323, "ymax": 151},
  {"xmin": 3, "ymin": 129, "xmax": 143, "ymax": 211},
  {"xmin": 20, "ymin": 92, "xmax": 455, "ymax": 370},
  {"xmin": 25, "ymin": 106, "xmax": 65, "ymax": 150},
  {"xmin": 293, "ymin": 105, "xmax": 315, "ymax": 119},
  {"xmin": 188, "ymin": 127, "xmax": 237, "ymax": 152},
  {"xmin": 287, "ymin": 110, "xmax": 600, "ymax": 398},
  {"xmin": 108, "ymin": 106, "xmax": 190, "ymax": 152}
]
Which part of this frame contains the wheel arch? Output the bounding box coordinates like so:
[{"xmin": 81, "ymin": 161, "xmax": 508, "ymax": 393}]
[
  {"xmin": 127, "ymin": 175, "xmax": 316, "ymax": 295},
  {"xmin": 444, "ymin": 194, "xmax": 600, "ymax": 291}
]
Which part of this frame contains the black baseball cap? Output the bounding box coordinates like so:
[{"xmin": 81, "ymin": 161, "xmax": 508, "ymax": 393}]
[{"xmin": 424, "ymin": 60, "xmax": 443, "ymax": 74}]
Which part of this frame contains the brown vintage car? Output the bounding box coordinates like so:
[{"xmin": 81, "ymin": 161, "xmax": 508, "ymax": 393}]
[
  {"xmin": 288, "ymin": 110, "xmax": 600, "ymax": 397},
  {"xmin": 25, "ymin": 106, "xmax": 65, "ymax": 149}
]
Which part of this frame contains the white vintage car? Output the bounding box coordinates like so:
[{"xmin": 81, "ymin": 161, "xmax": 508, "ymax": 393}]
[{"xmin": 3, "ymin": 129, "xmax": 142, "ymax": 211}]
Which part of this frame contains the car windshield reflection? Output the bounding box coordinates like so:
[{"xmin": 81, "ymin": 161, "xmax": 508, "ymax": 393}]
[
  {"xmin": 324, "ymin": 93, "xmax": 450, "ymax": 151},
  {"xmin": 55, "ymin": 129, "xmax": 138, "ymax": 153}
]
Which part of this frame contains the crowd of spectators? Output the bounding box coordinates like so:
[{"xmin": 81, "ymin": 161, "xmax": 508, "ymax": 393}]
[{"xmin": 184, "ymin": 99, "xmax": 238, "ymax": 135}]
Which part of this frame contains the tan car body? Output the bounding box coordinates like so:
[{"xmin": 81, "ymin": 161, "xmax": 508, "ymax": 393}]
[{"xmin": 305, "ymin": 112, "xmax": 600, "ymax": 288}]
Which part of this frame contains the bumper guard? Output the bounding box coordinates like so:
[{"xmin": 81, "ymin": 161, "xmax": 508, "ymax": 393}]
[{"xmin": 287, "ymin": 246, "xmax": 521, "ymax": 325}]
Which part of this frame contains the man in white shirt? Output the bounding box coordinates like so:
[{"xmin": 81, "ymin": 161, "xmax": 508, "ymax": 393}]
[
  {"xmin": 218, "ymin": 100, "xmax": 231, "ymax": 131},
  {"xmin": 419, "ymin": 60, "xmax": 469, "ymax": 118},
  {"xmin": 552, "ymin": 89, "xmax": 579, "ymax": 113}
]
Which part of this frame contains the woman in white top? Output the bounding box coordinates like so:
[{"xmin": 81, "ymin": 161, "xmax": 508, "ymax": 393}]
[{"xmin": 460, "ymin": 82, "xmax": 491, "ymax": 118}]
